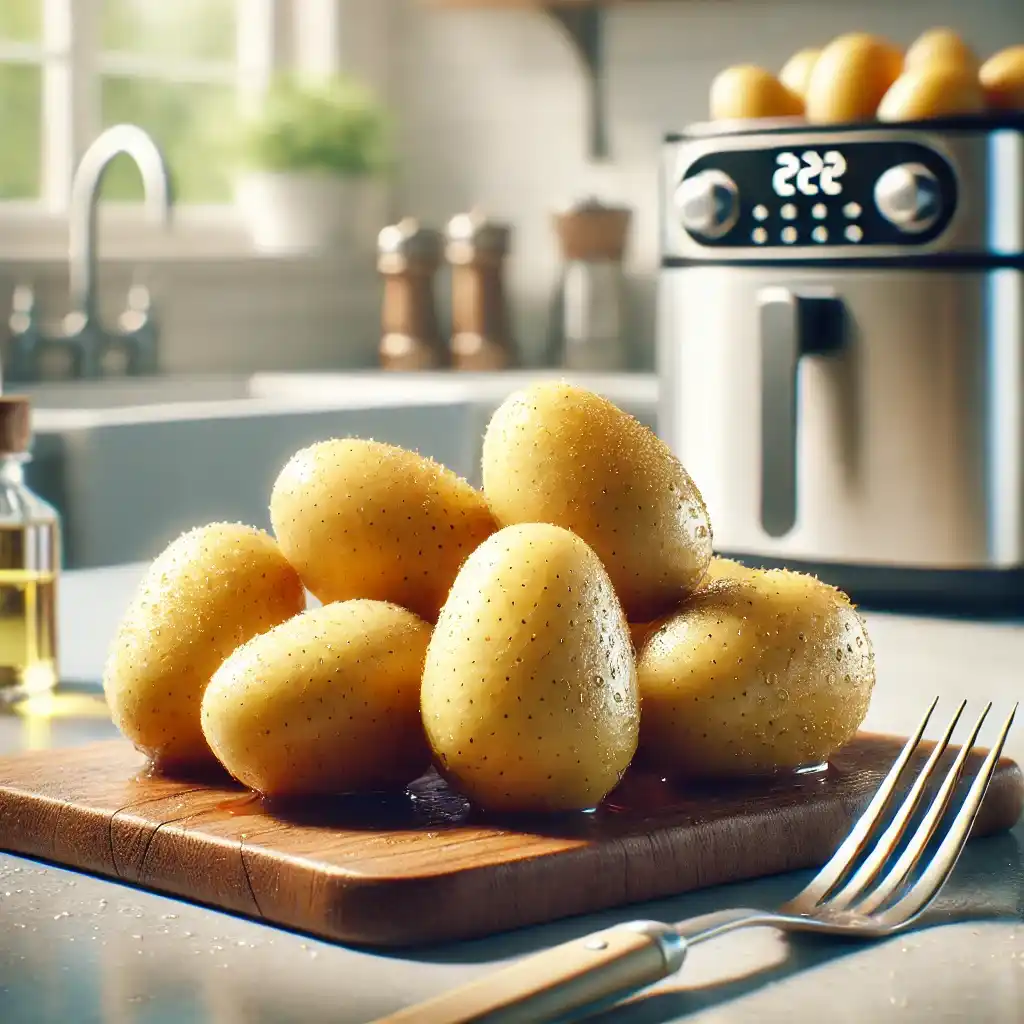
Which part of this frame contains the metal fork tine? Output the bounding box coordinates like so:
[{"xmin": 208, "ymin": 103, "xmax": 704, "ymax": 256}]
[
  {"xmin": 789, "ymin": 697, "xmax": 939, "ymax": 909},
  {"xmin": 876, "ymin": 703, "xmax": 1018, "ymax": 929},
  {"xmin": 822, "ymin": 701, "xmax": 967, "ymax": 912},
  {"xmin": 854, "ymin": 703, "xmax": 993, "ymax": 915}
]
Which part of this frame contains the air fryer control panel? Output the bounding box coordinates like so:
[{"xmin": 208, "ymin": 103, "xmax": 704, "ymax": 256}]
[{"xmin": 676, "ymin": 140, "xmax": 958, "ymax": 249}]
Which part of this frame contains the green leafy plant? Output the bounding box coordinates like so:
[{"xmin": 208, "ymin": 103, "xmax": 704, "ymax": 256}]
[{"xmin": 238, "ymin": 74, "xmax": 391, "ymax": 177}]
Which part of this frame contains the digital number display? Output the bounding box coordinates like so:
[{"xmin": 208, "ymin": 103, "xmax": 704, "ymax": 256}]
[{"xmin": 772, "ymin": 150, "xmax": 847, "ymax": 197}]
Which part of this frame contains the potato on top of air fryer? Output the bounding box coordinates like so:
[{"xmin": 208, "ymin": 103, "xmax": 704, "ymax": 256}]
[
  {"xmin": 270, "ymin": 438, "xmax": 497, "ymax": 622},
  {"xmin": 103, "ymin": 522, "xmax": 306, "ymax": 770},
  {"xmin": 779, "ymin": 48, "xmax": 822, "ymax": 101},
  {"xmin": 636, "ymin": 566, "xmax": 875, "ymax": 780},
  {"xmin": 201, "ymin": 599, "xmax": 432, "ymax": 798},
  {"xmin": 481, "ymin": 382, "xmax": 713, "ymax": 623},
  {"xmin": 878, "ymin": 62, "xmax": 985, "ymax": 122},
  {"xmin": 709, "ymin": 65, "xmax": 804, "ymax": 121},
  {"xmin": 980, "ymin": 45, "xmax": 1024, "ymax": 110},
  {"xmin": 421, "ymin": 522, "xmax": 639, "ymax": 814},
  {"xmin": 804, "ymin": 33, "xmax": 904, "ymax": 124},
  {"xmin": 903, "ymin": 27, "xmax": 978, "ymax": 73}
]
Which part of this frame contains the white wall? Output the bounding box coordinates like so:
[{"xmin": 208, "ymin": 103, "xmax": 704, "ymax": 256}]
[{"xmin": 390, "ymin": 0, "xmax": 1024, "ymax": 368}]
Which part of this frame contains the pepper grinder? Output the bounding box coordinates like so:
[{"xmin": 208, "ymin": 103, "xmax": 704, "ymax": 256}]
[
  {"xmin": 445, "ymin": 210, "xmax": 516, "ymax": 371},
  {"xmin": 377, "ymin": 218, "xmax": 446, "ymax": 371},
  {"xmin": 549, "ymin": 198, "xmax": 633, "ymax": 371}
]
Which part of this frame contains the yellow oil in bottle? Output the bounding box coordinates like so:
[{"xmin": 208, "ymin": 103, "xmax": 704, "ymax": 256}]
[
  {"xmin": 0, "ymin": 523, "xmax": 59, "ymax": 702},
  {"xmin": 0, "ymin": 396, "xmax": 61, "ymax": 705}
]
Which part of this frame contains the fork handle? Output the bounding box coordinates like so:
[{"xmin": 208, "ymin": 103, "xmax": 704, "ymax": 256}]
[{"xmin": 376, "ymin": 921, "xmax": 687, "ymax": 1024}]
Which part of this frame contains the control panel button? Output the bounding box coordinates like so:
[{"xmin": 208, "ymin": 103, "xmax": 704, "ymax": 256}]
[
  {"xmin": 874, "ymin": 163, "xmax": 941, "ymax": 234},
  {"xmin": 675, "ymin": 170, "xmax": 739, "ymax": 238}
]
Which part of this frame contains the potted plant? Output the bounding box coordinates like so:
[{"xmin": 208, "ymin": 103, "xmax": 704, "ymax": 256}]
[{"xmin": 235, "ymin": 74, "xmax": 392, "ymax": 254}]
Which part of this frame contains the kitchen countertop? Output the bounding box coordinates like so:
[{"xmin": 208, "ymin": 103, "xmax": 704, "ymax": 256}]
[{"xmin": 1, "ymin": 565, "xmax": 1022, "ymax": 1023}]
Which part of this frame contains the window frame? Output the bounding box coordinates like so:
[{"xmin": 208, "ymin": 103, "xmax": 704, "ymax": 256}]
[{"xmin": 0, "ymin": 0, "xmax": 356, "ymax": 259}]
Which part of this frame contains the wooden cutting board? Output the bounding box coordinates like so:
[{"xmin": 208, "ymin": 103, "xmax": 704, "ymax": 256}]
[{"xmin": 0, "ymin": 735, "xmax": 1020, "ymax": 948}]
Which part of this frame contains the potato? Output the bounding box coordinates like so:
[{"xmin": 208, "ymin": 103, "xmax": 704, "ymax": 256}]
[
  {"xmin": 878, "ymin": 63, "xmax": 985, "ymax": 121},
  {"xmin": 980, "ymin": 45, "xmax": 1024, "ymax": 111},
  {"xmin": 805, "ymin": 33, "xmax": 904, "ymax": 123},
  {"xmin": 270, "ymin": 439, "xmax": 496, "ymax": 622},
  {"xmin": 630, "ymin": 558, "xmax": 750, "ymax": 653},
  {"xmin": 103, "ymin": 523, "xmax": 306, "ymax": 769},
  {"xmin": 779, "ymin": 48, "xmax": 822, "ymax": 100},
  {"xmin": 703, "ymin": 555, "xmax": 754, "ymax": 584},
  {"xmin": 201, "ymin": 600, "xmax": 431, "ymax": 797},
  {"xmin": 904, "ymin": 28, "xmax": 978, "ymax": 73},
  {"xmin": 709, "ymin": 65, "xmax": 804, "ymax": 120},
  {"xmin": 421, "ymin": 523, "xmax": 639, "ymax": 813},
  {"xmin": 637, "ymin": 568, "xmax": 875, "ymax": 779},
  {"xmin": 481, "ymin": 382, "xmax": 712, "ymax": 622}
]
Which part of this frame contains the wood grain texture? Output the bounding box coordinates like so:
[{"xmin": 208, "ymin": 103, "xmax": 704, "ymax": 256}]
[{"xmin": 0, "ymin": 734, "xmax": 1020, "ymax": 948}]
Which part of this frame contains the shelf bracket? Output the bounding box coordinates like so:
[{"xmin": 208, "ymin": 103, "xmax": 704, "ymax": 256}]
[{"xmin": 544, "ymin": 5, "xmax": 607, "ymax": 161}]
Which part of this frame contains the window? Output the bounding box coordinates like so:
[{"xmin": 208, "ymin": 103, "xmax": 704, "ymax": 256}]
[{"xmin": 0, "ymin": 0, "xmax": 284, "ymax": 212}]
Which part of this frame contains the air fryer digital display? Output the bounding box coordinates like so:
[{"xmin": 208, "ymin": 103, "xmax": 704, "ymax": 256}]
[{"xmin": 682, "ymin": 140, "xmax": 958, "ymax": 248}]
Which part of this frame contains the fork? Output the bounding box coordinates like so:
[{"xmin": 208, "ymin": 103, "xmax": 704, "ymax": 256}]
[{"xmin": 379, "ymin": 699, "xmax": 1018, "ymax": 1024}]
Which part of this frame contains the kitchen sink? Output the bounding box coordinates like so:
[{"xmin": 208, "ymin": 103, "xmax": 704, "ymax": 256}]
[{"xmin": 21, "ymin": 371, "xmax": 657, "ymax": 569}]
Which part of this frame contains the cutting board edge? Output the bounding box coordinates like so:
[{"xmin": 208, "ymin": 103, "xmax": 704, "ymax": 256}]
[
  {"xmin": 1, "ymin": 736, "xmax": 1021, "ymax": 949},
  {"xmin": 0, "ymin": 790, "xmax": 858, "ymax": 948}
]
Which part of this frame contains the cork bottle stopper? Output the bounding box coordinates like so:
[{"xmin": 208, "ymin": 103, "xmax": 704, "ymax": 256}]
[
  {"xmin": 553, "ymin": 198, "xmax": 632, "ymax": 262},
  {"xmin": 0, "ymin": 396, "xmax": 32, "ymax": 454}
]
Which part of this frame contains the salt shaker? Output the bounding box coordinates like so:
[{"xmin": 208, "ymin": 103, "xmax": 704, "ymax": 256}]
[
  {"xmin": 377, "ymin": 218, "xmax": 446, "ymax": 371},
  {"xmin": 549, "ymin": 198, "xmax": 632, "ymax": 371},
  {"xmin": 445, "ymin": 210, "xmax": 516, "ymax": 371}
]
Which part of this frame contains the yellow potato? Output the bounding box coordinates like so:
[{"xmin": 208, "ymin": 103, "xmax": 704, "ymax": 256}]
[
  {"xmin": 703, "ymin": 555, "xmax": 754, "ymax": 585},
  {"xmin": 637, "ymin": 568, "xmax": 875, "ymax": 779},
  {"xmin": 421, "ymin": 523, "xmax": 639, "ymax": 813},
  {"xmin": 980, "ymin": 45, "xmax": 1024, "ymax": 110},
  {"xmin": 201, "ymin": 600, "xmax": 432, "ymax": 797},
  {"xmin": 481, "ymin": 382, "xmax": 712, "ymax": 622},
  {"xmin": 270, "ymin": 439, "xmax": 496, "ymax": 622},
  {"xmin": 878, "ymin": 62, "xmax": 985, "ymax": 121},
  {"xmin": 630, "ymin": 558, "xmax": 751, "ymax": 649},
  {"xmin": 904, "ymin": 28, "xmax": 978, "ymax": 73},
  {"xmin": 710, "ymin": 65, "xmax": 804, "ymax": 120},
  {"xmin": 805, "ymin": 33, "xmax": 904, "ymax": 123},
  {"xmin": 103, "ymin": 523, "xmax": 306, "ymax": 769},
  {"xmin": 780, "ymin": 48, "xmax": 822, "ymax": 100}
]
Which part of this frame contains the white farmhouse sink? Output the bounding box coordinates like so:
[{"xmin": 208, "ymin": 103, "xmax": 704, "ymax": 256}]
[{"xmin": 22, "ymin": 371, "xmax": 658, "ymax": 569}]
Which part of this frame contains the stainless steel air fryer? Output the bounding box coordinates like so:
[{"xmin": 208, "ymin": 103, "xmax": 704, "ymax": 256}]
[{"xmin": 659, "ymin": 115, "xmax": 1024, "ymax": 610}]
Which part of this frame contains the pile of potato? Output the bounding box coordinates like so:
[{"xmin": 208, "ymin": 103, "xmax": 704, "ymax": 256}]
[
  {"xmin": 102, "ymin": 382, "xmax": 876, "ymax": 814},
  {"xmin": 710, "ymin": 29, "xmax": 1024, "ymax": 125}
]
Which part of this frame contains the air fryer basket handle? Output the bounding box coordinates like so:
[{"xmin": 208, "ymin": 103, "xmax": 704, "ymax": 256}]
[{"xmin": 758, "ymin": 288, "xmax": 845, "ymax": 538}]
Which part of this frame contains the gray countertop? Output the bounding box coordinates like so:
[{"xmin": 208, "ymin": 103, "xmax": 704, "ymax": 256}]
[{"xmin": 1, "ymin": 565, "xmax": 1022, "ymax": 1023}]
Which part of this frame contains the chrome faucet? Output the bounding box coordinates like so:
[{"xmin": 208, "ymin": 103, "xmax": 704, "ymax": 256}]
[{"xmin": 7, "ymin": 124, "xmax": 173, "ymax": 382}]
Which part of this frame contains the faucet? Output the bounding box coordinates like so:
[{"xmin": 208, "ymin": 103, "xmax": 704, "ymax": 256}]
[{"xmin": 7, "ymin": 124, "xmax": 173, "ymax": 382}]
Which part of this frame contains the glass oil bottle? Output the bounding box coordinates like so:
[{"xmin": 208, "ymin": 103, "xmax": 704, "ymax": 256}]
[{"xmin": 0, "ymin": 396, "xmax": 60, "ymax": 704}]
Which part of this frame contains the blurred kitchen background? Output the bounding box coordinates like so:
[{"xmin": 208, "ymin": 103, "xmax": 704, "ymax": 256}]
[{"xmin": 1, "ymin": 0, "xmax": 1022, "ymax": 590}]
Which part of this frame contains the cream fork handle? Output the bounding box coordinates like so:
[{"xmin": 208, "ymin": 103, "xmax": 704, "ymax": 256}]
[
  {"xmin": 374, "ymin": 920, "xmax": 684, "ymax": 1024},
  {"xmin": 373, "ymin": 909, "xmax": 776, "ymax": 1024}
]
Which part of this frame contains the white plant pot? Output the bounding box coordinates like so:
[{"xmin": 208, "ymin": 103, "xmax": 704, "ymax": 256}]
[{"xmin": 236, "ymin": 171, "xmax": 385, "ymax": 254}]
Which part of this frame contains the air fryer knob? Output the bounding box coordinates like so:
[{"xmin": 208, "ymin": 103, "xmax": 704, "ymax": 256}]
[
  {"xmin": 676, "ymin": 170, "xmax": 739, "ymax": 239},
  {"xmin": 874, "ymin": 163, "xmax": 941, "ymax": 234}
]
